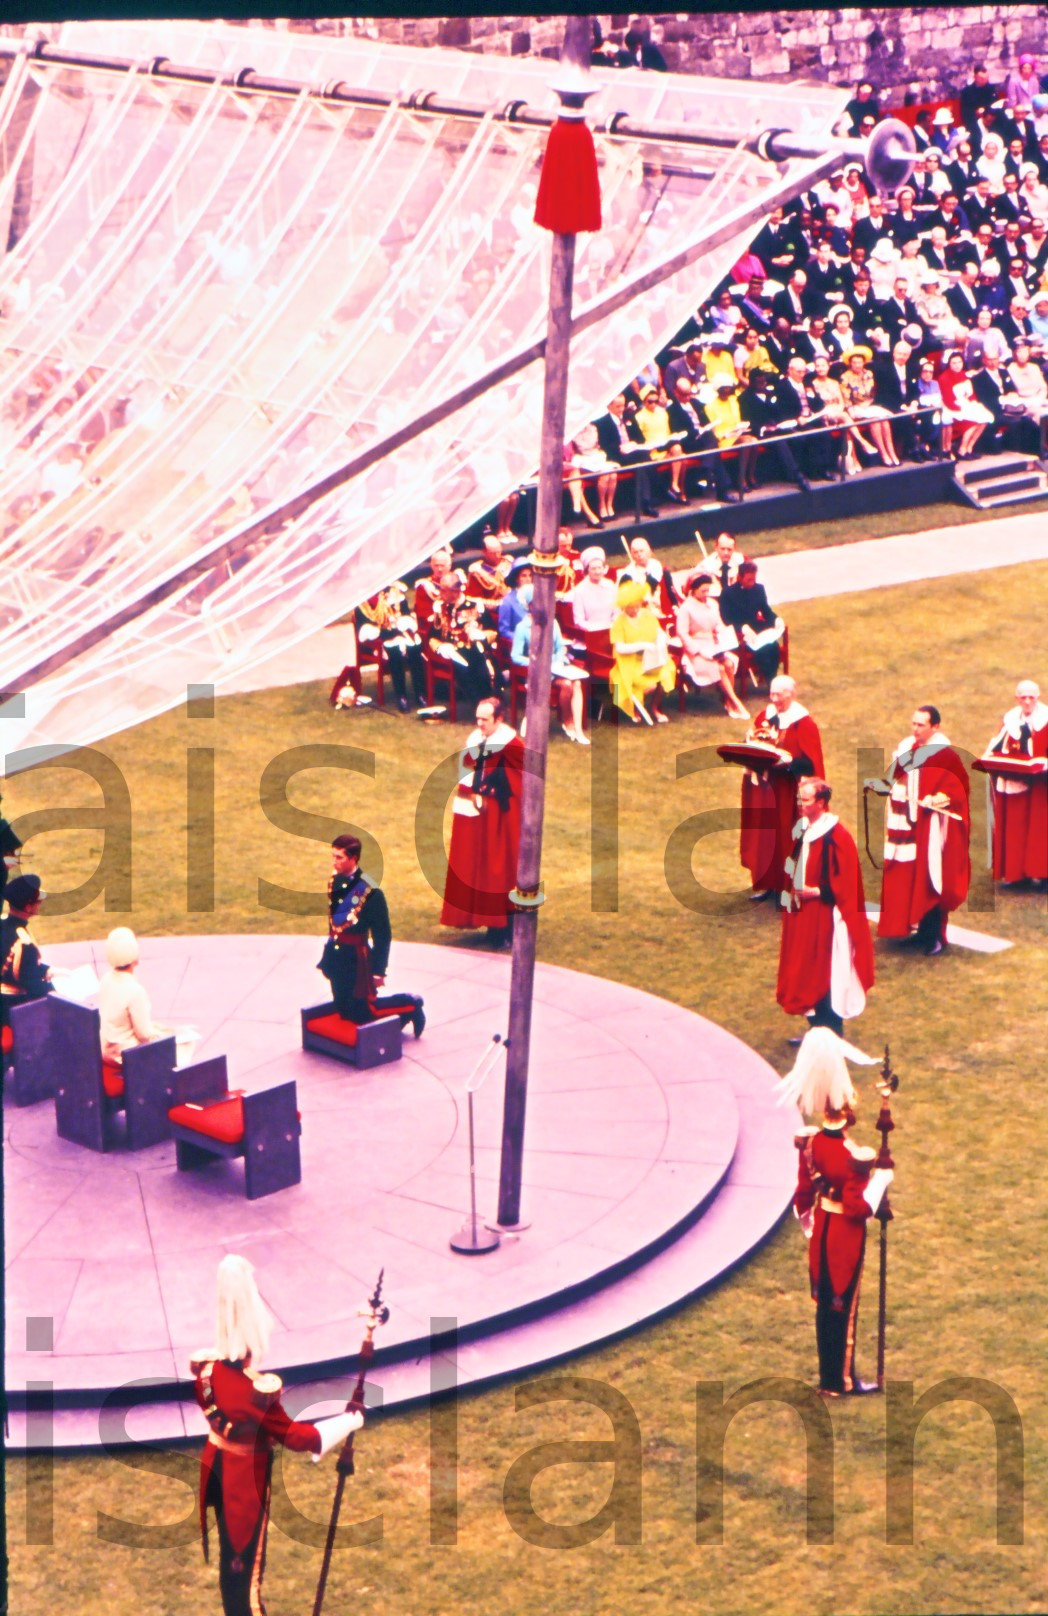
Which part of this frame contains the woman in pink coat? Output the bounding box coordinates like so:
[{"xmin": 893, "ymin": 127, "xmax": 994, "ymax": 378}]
[{"xmin": 674, "ymin": 572, "xmax": 751, "ymax": 718}]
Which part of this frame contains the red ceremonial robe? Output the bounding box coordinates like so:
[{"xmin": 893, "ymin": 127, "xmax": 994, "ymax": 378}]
[
  {"xmin": 441, "ymin": 724, "xmax": 524, "ymax": 928},
  {"xmin": 986, "ymin": 703, "xmax": 1048, "ymax": 882},
  {"xmin": 740, "ymin": 702, "xmax": 825, "ymax": 894},
  {"xmin": 878, "ymin": 735, "xmax": 970, "ymax": 936},
  {"xmin": 777, "ymin": 813, "xmax": 874, "ymax": 1018},
  {"xmin": 193, "ymin": 1356, "xmax": 320, "ymax": 1558}
]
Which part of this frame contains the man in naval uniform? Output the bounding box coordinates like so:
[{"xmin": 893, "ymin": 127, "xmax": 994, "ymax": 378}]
[{"xmin": 320, "ymin": 834, "xmax": 424, "ymax": 1035}]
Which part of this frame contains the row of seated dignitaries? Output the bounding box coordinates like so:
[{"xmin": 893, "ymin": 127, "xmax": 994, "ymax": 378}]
[{"xmin": 334, "ymin": 530, "xmax": 787, "ymax": 727}]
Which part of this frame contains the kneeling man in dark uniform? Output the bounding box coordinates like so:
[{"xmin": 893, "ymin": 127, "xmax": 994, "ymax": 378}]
[{"xmin": 319, "ymin": 834, "xmax": 425, "ymax": 1036}]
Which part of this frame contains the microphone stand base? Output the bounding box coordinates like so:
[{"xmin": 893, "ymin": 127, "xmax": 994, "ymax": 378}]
[{"xmin": 450, "ymin": 1221, "xmax": 501, "ymax": 1254}]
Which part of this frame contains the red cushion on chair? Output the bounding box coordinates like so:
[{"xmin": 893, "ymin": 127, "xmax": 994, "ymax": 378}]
[
  {"xmin": 1, "ymin": 1025, "xmax": 12, "ymax": 1055},
  {"xmin": 102, "ymin": 1061, "xmax": 125, "ymax": 1098},
  {"xmin": 305, "ymin": 1013, "xmax": 359, "ymax": 1046},
  {"xmin": 168, "ymin": 1094, "xmax": 245, "ymax": 1145}
]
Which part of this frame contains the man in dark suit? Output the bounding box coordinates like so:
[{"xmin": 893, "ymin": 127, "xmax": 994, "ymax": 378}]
[
  {"xmin": 595, "ymin": 395, "xmax": 658, "ymax": 516},
  {"xmin": 960, "ymin": 65, "xmax": 998, "ymax": 133},
  {"xmin": 751, "ymin": 204, "xmax": 799, "ymax": 275},
  {"xmin": 877, "ymin": 276, "xmax": 924, "ymax": 344},
  {"xmin": 666, "ymin": 378, "xmax": 741, "ymax": 503},
  {"xmin": 851, "ymin": 195, "xmax": 892, "ymax": 256},
  {"xmin": 719, "ymin": 560, "xmax": 786, "ymax": 686},
  {"xmin": 918, "ymin": 227, "xmax": 951, "ymax": 277},
  {"xmin": 804, "ymin": 243, "xmax": 845, "ymax": 316},
  {"xmin": 998, "ymin": 295, "xmax": 1034, "ymax": 351},
  {"xmin": 765, "ymin": 357, "xmax": 833, "ymax": 487},
  {"xmin": 926, "ymin": 192, "xmax": 970, "ymax": 241},
  {"xmin": 972, "ymin": 353, "xmax": 1040, "ymax": 452},
  {"xmin": 764, "ymin": 315, "xmax": 796, "ymax": 374},
  {"xmin": 873, "ymin": 338, "xmax": 923, "ymax": 458},
  {"xmin": 963, "ymin": 179, "xmax": 998, "ymax": 234},
  {"xmin": 946, "ymin": 261, "xmax": 982, "ymax": 327},
  {"xmin": 994, "ymin": 173, "xmax": 1025, "ymax": 227},
  {"xmin": 845, "ymin": 269, "xmax": 881, "ymax": 338},
  {"xmin": 1022, "ymin": 218, "xmax": 1048, "ymax": 277},
  {"xmin": 771, "ymin": 269, "xmax": 816, "ymax": 328}
]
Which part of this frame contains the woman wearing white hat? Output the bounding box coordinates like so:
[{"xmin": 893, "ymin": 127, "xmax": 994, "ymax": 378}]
[
  {"xmin": 976, "ymin": 132, "xmax": 1007, "ymax": 190},
  {"xmin": 97, "ymin": 928, "xmax": 165, "ymax": 1064}
]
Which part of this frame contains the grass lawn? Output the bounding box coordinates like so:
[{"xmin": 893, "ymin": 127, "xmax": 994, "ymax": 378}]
[{"xmin": 5, "ymin": 558, "xmax": 1048, "ymax": 1616}]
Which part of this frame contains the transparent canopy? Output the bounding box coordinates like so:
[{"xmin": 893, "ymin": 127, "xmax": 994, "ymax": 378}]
[{"xmin": 0, "ymin": 20, "xmax": 845, "ymax": 768}]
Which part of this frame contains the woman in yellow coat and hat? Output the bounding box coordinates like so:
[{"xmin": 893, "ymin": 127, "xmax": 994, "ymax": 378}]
[{"xmin": 609, "ymin": 576, "xmax": 676, "ymax": 724}]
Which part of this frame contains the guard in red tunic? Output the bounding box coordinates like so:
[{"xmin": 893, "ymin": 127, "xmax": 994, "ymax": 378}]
[
  {"xmin": 877, "ymin": 704, "xmax": 971, "ymax": 954},
  {"xmin": 777, "ymin": 779, "xmax": 875, "ymax": 1040},
  {"xmin": 412, "ymin": 547, "xmax": 465, "ymax": 634},
  {"xmin": 441, "ymin": 697, "xmax": 524, "ymax": 948},
  {"xmin": 193, "ymin": 1255, "xmax": 364, "ymax": 1616},
  {"xmin": 779, "ymin": 1029, "xmax": 892, "ymax": 1397},
  {"xmin": 740, "ymin": 675, "xmax": 825, "ymax": 898},
  {"xmin": 984, "ymin": 678, "xmax": 1048, "ymax": 885},
  {"xmin": 465, "ymin": 533, "xmax": 514, "ymax": 627}
]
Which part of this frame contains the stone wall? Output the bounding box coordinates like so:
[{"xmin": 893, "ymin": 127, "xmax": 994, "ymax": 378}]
[{"xmin": 253, "ymin": 10, "xmax": 1048, "ymax": 100}]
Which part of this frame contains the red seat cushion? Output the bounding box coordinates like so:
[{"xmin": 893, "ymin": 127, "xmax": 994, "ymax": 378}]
[
  {"xmin": 168, "ymin": 1094, "xmax": 245, "ymax": 1146},
  {"xmin": 306, "ymin": 1014, "xmax": 358, "ymax": 1047},
  {"xmin": 1, "ymin": 1025, "xmax": 12, "ymax": 1055},
  {"xmin": 102, "ymin": 1061, "xmax": 125, "ymax": 1098}
]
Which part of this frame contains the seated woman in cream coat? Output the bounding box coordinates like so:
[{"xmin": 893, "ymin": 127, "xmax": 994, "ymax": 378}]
[{"xmin": 97, "ymin": 927, "xmax": 190, "ymax": 1064}]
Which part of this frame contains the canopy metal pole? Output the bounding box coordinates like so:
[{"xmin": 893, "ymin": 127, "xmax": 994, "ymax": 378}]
[{"xmin": 496, "ymin": 15, "xmax": 594, "ymax": 1231}]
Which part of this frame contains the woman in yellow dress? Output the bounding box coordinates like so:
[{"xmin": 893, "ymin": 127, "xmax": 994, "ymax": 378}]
[{"xmin": 609, "ymin": 577, "xmax": 676, "ymax": 725}]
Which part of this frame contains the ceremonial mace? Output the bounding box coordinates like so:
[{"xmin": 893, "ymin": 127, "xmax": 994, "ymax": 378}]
[
  {"xmin": 874, "ymin": 1048, "xmax": 899, "ymax": 1393},
  {"xmin": 312, "ymin": 1270, "xmax": 390, "ymax": 1616}
]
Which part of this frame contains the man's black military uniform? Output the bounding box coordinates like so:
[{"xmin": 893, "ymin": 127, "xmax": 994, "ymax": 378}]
[
  {"xmin": 1, "ymin": 873, "xmax": 52, "ymax": 1042},
  {"xmin": 319, "ymin": 866, "xmax": 424, "ymax": 1035}
]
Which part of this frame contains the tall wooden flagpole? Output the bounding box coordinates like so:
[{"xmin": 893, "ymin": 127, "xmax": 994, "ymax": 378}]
[{"xmin": 497, "ymin": 15, "xmax": 601, "ymax": 1229}]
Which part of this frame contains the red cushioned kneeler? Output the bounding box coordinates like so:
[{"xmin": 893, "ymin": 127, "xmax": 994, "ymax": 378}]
[
  {"xmin": 300, "ymin": 1000, "xmax": 401, "ymax": 1069},
  {"xmin": 306, "ymin": 1014, "xmax": 358, "ymax": 1047}
]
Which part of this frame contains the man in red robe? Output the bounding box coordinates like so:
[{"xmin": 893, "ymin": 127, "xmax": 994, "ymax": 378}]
[
  {"xmin": 878, "ymin": 704, "xmax": 971, "ymax": 954},
  {"xmin": 984, "ymin": 678, "xmax": 1048, "ymax": 886},
  {"xmin": 740, "ymin": 674, "xmax": 825, "ymax": 898},
  {"xmin": 441, "ymin": 697, "xmax": 524, "ymax": 948},
  {"xmin": 777, "ymin": 779, "xmax": 875, "ymax": 1040}
]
